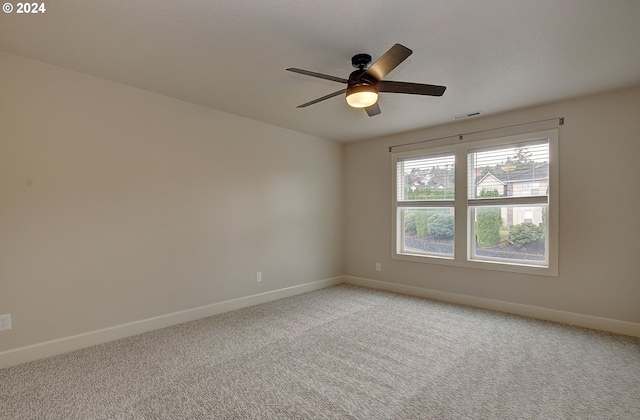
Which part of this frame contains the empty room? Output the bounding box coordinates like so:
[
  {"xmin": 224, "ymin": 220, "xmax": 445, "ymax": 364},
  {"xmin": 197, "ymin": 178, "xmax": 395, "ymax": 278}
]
[{"xmin": 1, "ymin": 1, "xmax": 639, "ymax": 418}]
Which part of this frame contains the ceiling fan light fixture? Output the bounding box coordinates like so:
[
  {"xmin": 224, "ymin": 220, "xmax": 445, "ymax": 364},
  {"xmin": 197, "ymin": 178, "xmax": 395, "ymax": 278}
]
[
  {"xmin": 346, "ymin": 85, "xmax": 378, "ymax": 108},
  {"xmin": 287, "ymin": 44, "xmax": 446, "ymax": 116}
]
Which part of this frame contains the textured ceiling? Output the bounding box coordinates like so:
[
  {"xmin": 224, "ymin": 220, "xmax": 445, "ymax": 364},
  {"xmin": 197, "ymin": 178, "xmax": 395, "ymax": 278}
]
[{"xmin": 1, "ymin": 0, "xmax": 640, "ymax": 142}]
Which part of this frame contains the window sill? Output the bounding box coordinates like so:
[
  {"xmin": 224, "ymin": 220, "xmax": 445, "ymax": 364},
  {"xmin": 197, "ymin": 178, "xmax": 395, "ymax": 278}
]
[{"xmin": 392, "ymin": 252, "xmax": 558, "ymax": 277}]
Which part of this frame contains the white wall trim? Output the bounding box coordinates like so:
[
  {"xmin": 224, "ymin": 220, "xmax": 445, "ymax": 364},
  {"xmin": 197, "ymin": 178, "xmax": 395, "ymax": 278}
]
[
  {"xmin": 343, "ymin": 276, "xmax": 640, "ymax": 338},
  {"xmin": 0, "ymin": 277, "xmax": 342, "ymax": 370}
]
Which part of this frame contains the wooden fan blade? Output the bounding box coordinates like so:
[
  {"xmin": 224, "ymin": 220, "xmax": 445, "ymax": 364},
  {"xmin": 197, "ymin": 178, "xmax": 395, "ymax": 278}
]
[
  {"xmin": 365, "ymin": 102, "xmax": 381, "ymax": 117},
  {"xmin": 377, "ymin": 80, "xmax": 446, "ymax": 96},
  {"xmin": 365, "ymin": 44, "xmax": 412, "ymax": 81},
  {"xmin": 286, "ymin": 68, "xmax": 349, "ymax": 84},
  {"xmin": 297, "ymin": 89, "xmax": 347, "ymax": 108}
]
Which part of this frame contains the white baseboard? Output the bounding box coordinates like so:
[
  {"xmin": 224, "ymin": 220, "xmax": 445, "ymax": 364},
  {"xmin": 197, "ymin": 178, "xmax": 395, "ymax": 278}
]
[
  {"xmin": 0, "ymin": 277, "xmax": 342, "ymax": 370},
  {"xmin": 4, "ymin": 275, "xmax": 636, "ymax": 370},
  {"xmin": 343, "ymin": 276, "xmax": 640, "ymax": 338}
]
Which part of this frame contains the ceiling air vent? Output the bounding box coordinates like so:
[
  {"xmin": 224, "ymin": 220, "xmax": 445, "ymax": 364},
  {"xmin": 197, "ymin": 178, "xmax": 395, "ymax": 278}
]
[{"xmin": 453, "ymin": 111, "xmax": 482, "ymax": 120}]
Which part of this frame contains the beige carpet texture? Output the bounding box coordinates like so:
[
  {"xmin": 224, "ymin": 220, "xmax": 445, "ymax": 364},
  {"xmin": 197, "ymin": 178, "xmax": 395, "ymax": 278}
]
[{"xmin": 1, "ymin": 284, "xmax": 639, "ymax": 419}]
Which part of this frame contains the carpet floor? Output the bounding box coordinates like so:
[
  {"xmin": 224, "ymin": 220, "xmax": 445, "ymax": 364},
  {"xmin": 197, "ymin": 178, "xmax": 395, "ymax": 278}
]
[{"xmin": 1, "ymin": 284, "xmax": 639, "ymax": 419}]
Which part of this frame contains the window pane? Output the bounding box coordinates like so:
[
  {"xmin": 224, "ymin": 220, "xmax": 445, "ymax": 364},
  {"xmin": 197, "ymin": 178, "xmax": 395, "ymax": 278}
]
[
  {"xmin": 400, "ymin": 208, "xmax": 454, "ymax": 257},
  {"xmin": 471, "ymin": 205, "xmax": 547, "ymax": 265},
  {"xmin": 468, "ymin": 142, "xmax": 549, "ymax": 199},
  {"xmin": 397, "ymin": 154, "xmax": 455, "ymax": 201}
]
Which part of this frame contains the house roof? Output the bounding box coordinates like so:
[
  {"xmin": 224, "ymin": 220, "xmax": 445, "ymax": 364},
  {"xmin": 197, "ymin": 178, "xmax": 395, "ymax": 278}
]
[
  {"xmin": 477, "ymin": 163, "xmax": 549, "ymax": 185},
  {"xmin": 477, "ymin": 173, "xmax": 505, "ymax": 186},
  {"xmin": 496, "ymin": 163, "xmax": 549, "ymax": 183},
  {"xmin": 1, "ymin": 1, "xmax": 639, "ymax": 142}
]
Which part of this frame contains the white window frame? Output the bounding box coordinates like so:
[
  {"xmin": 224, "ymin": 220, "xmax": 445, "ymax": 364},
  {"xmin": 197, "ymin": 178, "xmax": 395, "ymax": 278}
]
[
  {"xmin": 392, "ymin": 129, "xmax": 558, "ymax": 276},
  {"xmin": 395, "ymin": 152, "xmax": 456, "ymax": 259}
]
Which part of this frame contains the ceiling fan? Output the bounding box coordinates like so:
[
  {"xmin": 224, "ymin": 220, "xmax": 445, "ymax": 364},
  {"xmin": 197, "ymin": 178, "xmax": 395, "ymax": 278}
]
[{"xmin": 286, "ymin": 44, "xmax": 446, "ymax": 117}]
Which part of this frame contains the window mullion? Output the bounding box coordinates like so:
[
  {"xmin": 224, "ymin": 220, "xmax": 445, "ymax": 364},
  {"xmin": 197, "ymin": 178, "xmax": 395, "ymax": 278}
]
[
  {"xmin": 454, "ymin": 148, "xmax": 467, "ymax": 261},
  {"xmin": 468, "ymin": 196, "xmax": 548, "ymax": 207},
  {"xmin": 398, "ymin": 200, "xmax": 453, "ymax": 208}
]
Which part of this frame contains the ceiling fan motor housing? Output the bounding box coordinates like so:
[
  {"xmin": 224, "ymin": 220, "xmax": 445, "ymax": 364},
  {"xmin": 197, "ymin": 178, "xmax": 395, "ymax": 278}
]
[
  {"xmin": 348, "ymin": 69, "xmax": 377, "ymax": 87},
  {"xmin": 351, "ymin": 53, "xmax": 372, "ymax": 69}
]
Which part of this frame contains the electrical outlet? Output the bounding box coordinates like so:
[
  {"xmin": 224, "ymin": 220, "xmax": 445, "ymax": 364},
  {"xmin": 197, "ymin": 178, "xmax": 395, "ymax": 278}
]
[
  {"xmin": 375, "ymin": 263, "xmax": 381, "ymax": 272},
  {"xmin": 256, "ymin": 272, "xmax": 262, "ymax": 282},
  {"xmin": 0, "ymin": 314, "xmax": 11, "ymax": 331}
]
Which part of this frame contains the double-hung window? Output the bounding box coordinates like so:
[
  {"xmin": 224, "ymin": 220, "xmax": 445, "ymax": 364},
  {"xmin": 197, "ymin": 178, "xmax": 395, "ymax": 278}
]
[
  {"xmin": 396, "ymin": 153, "xmax": 456, "ymax": 258},
  {"xmin": 392, "ymin": 129, "xmax": 558, "ymax": 276}
]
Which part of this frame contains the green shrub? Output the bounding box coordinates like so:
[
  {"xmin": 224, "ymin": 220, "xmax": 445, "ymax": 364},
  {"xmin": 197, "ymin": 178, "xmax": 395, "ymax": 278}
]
[
  {"xmin": 412, "ymin": 209, "xmax": 438, "ymax": 237},
  {"xmin": 476, "ymin": 207, "xmax": 502, "ymax": 247},
  {"xmin": 480, "ymin": 189, "xmax": 500, "ymax": 198},
  {"xmin": 415, "ymin": 211, "xmax": 430, "ymax": 237},
  {"xmin": 405, "ymin": 188, "xmax": 455, "ymax": 200},
  {"xmin": 404, "ymin": 212, "xmax": 417, "ymax": 235},
  {"xmin": 508, "ymin": 222, "xmax": 543, "ymax": 248},
  {"xmin": 427, "ymin": 213, "xmax": 454, "ymax": 239}
]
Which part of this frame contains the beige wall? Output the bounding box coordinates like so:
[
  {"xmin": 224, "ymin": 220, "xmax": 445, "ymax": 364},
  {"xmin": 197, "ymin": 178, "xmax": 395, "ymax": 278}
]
[
  {"xmin": 345, "ymin": 86, "xmax": 640, "ymax": 323},
  {"xmin": 0, "ymin": 52, "xmax": 344, "ymax": 352},
  {"xmin": 2, "ymin": 50, "xmax": 639, "ymax": 357}
]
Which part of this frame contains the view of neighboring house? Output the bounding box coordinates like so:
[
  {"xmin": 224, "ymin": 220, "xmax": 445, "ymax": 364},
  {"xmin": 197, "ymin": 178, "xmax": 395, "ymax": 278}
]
[
  {"xmin": 402, "ymin": 154, "xmax": 456, "ymax": 201},
  {"xmin": 476, "ymin": 162, "xmax": 549, "ymax": 227}
]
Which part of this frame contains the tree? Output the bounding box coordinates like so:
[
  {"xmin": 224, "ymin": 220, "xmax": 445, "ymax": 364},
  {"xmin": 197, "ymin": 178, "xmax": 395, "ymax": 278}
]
[
  {"xmin": 476, "ymin": 207, "xmax": 502, "ymax": 247},
  {"xmin": 425, "ymin": 165, "xmax": 454, "ymax": 199},
  {"xmin": 511, "ymin": 146, "xmax": 532, "ymax": 166},
  {"xmin": 415, "ymin": 210, "xmax": 438, "ymax": 237}
]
